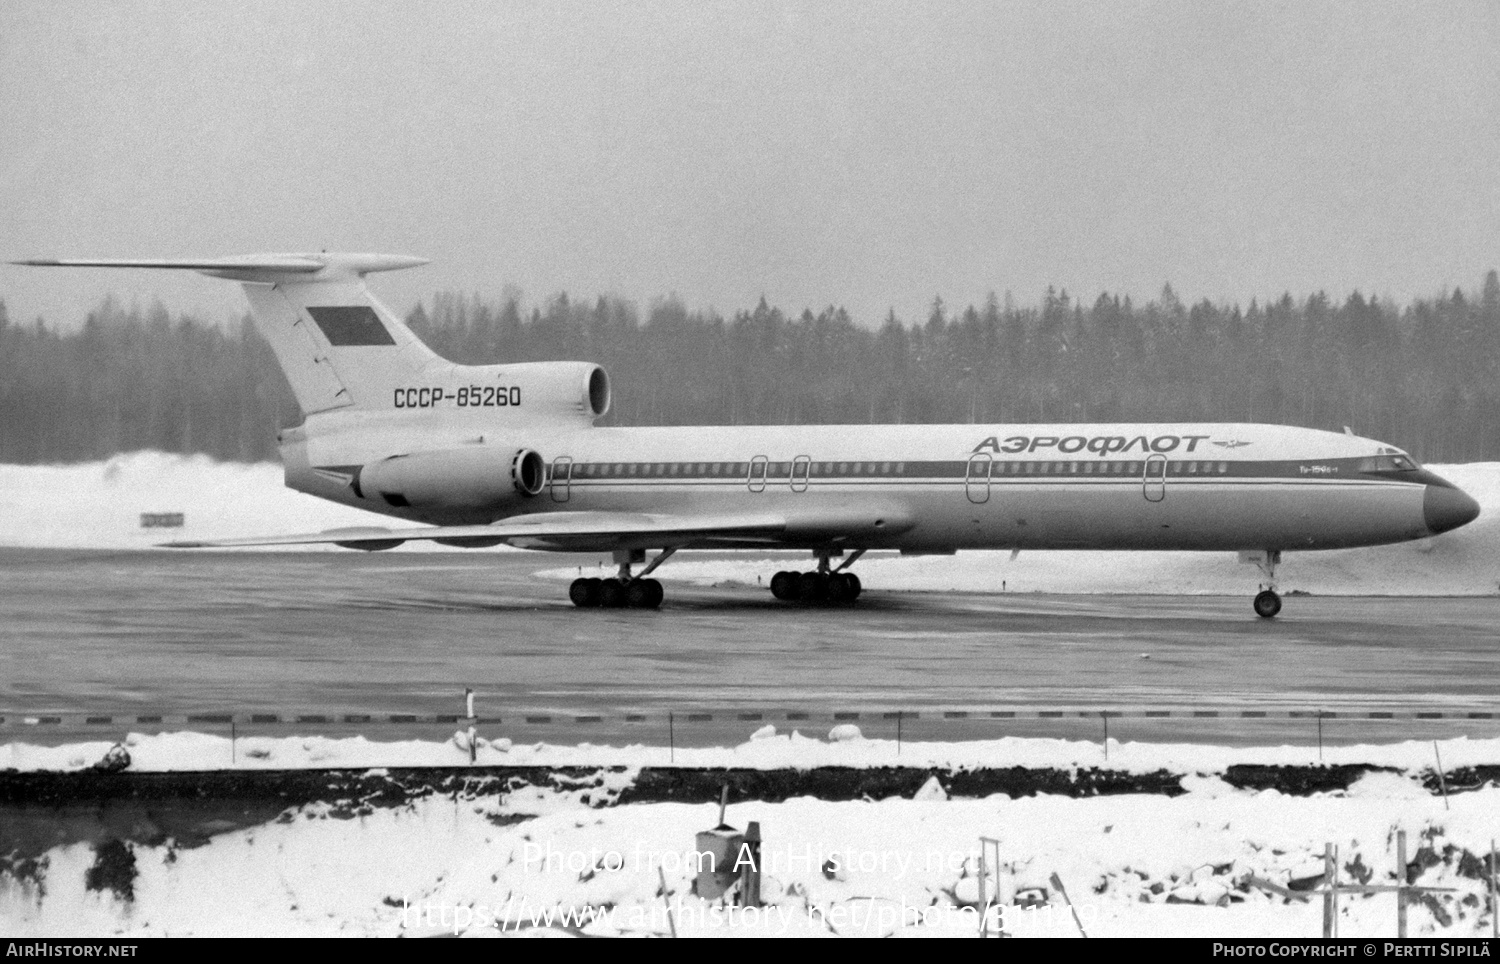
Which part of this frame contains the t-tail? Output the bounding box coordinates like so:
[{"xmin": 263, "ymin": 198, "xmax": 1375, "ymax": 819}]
[
  {"xmin": 14, "ymin": 253, "xmax": 612, "ymax": 522},
  {"xmin": 13, "ymin": 252, "xmax": 610, "ymax": 420},
  {"xmin": 16, "ymin": 253, "xmax": 442, "ymax": 414}
]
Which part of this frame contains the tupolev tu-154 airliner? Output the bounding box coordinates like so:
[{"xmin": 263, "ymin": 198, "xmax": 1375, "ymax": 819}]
[{"xmin": 17, "ymin": 253, "xmax": 1480, "ymax": 617}]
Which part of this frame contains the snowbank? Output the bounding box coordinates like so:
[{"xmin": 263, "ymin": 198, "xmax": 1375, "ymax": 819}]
[
  {"xmin": 0, "ymin": 452, "xmax": 461, "ymax": 551},
  {"xmin": 3, "ymin": 769, "xmax": 1497, "ymax": 937},
  {"xmin": 9, "ymin": 728, "xmax": 1500, "ymax": 774}
]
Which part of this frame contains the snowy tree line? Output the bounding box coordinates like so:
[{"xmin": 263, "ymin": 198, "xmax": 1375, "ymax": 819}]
[{"xmin": 2, "ymin": 273, "xmax": 1499, "ymax": 464}]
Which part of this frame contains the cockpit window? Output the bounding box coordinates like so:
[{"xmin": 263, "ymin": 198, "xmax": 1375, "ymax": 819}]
[{"xmin": 1359, "ymin": 453, "xmax": 1419, "ymax": 472}]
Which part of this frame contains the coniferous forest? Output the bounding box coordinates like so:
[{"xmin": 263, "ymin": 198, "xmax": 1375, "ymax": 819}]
[{"xmin": 2, "ymin": 274, "xmax": 1499, "ymax": 465}]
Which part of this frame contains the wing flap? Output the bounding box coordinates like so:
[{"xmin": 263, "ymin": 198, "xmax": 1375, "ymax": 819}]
[{"xmin": 161, "ymin": 511, "xmax": 788, "ymax": 551}]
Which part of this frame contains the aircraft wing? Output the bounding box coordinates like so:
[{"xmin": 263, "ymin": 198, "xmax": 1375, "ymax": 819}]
[{"xmin": 161, "ymin": 510, "xmax": 789, "ymax": 552}]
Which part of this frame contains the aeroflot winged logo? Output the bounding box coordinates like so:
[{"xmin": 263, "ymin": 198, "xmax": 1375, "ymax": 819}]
[
  {"xmin": 972, "ymin": 434, "xmax": 1212, "ymax": 455},
  {"xmin": 1212, "ymin": 439, "xmax": 1254, "ymax": 449}
]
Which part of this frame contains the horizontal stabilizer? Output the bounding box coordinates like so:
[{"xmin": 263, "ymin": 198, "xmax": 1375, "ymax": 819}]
[
  {"xmin": 161, "ymin": 511, "xmax": 788, "ymax": 552},
  {"xmin": 15, "ymin": 252, "xmax": 437, "ymax": 415},
  {"xmin": 12, "ymin": 252, "xmax": 429, "ymax": 283}
]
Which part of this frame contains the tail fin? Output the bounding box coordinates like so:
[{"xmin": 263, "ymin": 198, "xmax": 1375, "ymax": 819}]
[{"xmin": 14, "ymin": 253, "xmax": 437, "ymax": 415}]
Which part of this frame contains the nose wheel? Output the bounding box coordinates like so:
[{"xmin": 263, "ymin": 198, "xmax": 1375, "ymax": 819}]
[
  {"xmin": 1241, "ymin": 549, "xmax": 1283, "ymax": 618},
  {"xmin": 1252, "ymin": 589, "xmax": 1282, "ymax": 619}
]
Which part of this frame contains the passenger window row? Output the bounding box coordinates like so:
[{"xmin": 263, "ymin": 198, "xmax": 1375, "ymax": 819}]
[
  {"xmin": 565, "ymin": 460, "xmax": 1232, "ymax": 478},
  {"xmin": 998, "ymin": 461, "xmax": 1231, "ymax": 475}
]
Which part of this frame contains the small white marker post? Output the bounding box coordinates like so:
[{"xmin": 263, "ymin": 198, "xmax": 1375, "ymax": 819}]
[
  {"xmin": 1432, "ymin": 741, "xmax": 1449, "ymax": 811},
  {"xmin": 978, "ymin": 836, "xmax": 1002, "ymax": 938},
  {"xmin": 978, "ymin": 841, "xmax": 988, "ymax": 936},
  {"xmin": 463, "ymin": 688, "xmax": 477, "ymax": 764}
]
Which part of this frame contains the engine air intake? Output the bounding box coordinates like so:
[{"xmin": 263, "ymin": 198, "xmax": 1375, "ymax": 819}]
[{"xmin": 512, "ymin": 449, "xmax": 546, "ymax": 496}]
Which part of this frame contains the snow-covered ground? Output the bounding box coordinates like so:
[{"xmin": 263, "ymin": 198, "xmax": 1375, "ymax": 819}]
[
  {"xmin": 2, "ymin": 732, "xmax": 1498, "ymax": 938},
  {"xmin": 0, "ymin": 453, "xmax": 389, "ymax": 551},
  {"xmin": 7, "ymin": 727, "xmax": 1500, "ymax": 775},
  {"xmin": 2, "ymin": 452, "xmax": 1498, "ymax": 594}
]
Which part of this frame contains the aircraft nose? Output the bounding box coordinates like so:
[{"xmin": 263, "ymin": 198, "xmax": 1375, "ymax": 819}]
[{"xmin": 1424, "ymin": 483, "xmax": 1481, "ymax": 535}]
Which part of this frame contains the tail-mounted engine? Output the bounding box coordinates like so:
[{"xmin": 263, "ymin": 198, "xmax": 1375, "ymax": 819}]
[
  {"xmin": 511, "ymin": 361, "xmax": 609, "ymax": 421},
  {"xmin": 358, "ymin": 444, "xmax": 548, "ymax": 511}
]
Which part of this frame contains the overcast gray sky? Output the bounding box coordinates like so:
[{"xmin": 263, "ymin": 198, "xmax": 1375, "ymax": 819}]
[{"xmin": 3, "ymin": 0, "xmax": 1498, "ymax": 329}]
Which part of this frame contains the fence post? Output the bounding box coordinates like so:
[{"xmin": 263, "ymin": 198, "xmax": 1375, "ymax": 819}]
[{"xmin": 1397, "ymin": 829, "xmax": 1408, "ymax": 939}]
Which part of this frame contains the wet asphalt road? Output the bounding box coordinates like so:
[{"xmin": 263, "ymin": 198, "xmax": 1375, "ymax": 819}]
[{"xmin": 2, "ymin": 548, "xmax": 1497, "ymax": 746}]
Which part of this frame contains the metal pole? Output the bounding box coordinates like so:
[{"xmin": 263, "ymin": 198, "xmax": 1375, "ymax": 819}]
[
  {"xmin": 740, "ymin": 822, "xmax": 762, "ymax": 909},
  {"xmin": 1102, "ymin": 713, "xmax": 1109, "ymax": 761},
  {"xmin": 897, "ymin": 711, "xmax": 902, "ymax": 756},
  {"xmin": 669, "ymin": 712, "xmax": 675, "ymax": 765},
  {"xmin": 1322, "ymin": 843, "xmax": 1336, "ymax": 938},
  {"xmin": 1317, "ymin": 713, "xmax": 1323, "ymax": 763},
  {"xmin": 230, "ymin": 721, "xmax": 236, "ymax": 766},
  {"xmin": 1048, "ymin": 872, "xmax": 1088, "ymax": 939},
  {"xmin": 1397, "ymin": 830, "xmax": 1408, "ymax": 939},
  {"xmin": 978, "ymin": 842, "xmax": 988, "ymax": 917},
  {"xmin": 659, "ymin": 866, "xmax": 677, "ymax": 938},
  {"xmin": 1491, "ymin": 839, "xmax": 1497, "ymax": 940}
]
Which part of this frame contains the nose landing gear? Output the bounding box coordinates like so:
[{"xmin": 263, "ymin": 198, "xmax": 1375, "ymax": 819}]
[{"xmin": 1240, "ymin": 550, "xmax": 1283, "ymax": 619}]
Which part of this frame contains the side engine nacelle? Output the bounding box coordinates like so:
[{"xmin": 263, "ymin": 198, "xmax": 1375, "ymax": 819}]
[{"xmin": 358, "ymin": 444, "xmax": 547, "ymax": 512}]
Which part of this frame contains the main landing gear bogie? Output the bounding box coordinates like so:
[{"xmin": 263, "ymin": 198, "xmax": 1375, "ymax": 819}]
[
  {"xmin": 570, "ymin": 576, "xmax": 663, "ymax": 609},
  {"xmin": 770, "ymin": 570, "xmax": 862, "ymax": 604}
]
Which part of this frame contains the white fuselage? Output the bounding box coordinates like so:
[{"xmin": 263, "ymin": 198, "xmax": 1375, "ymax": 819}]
[{"xmin": 281, "ymin": 416, "xmax": 1454, "ymax": 554}]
